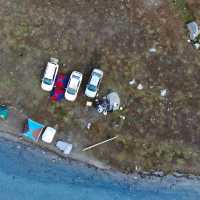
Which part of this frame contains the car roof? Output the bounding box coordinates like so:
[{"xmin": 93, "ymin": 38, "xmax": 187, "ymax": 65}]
[
  {"xmin": 68, "ymin": 74, "xmax": 80, "ymax": 89},
  {"xmin": 90, "ymin": 73, "xmax": 100, "ymax": 86},
  {"xmin": 45, "ymin": 62, "xmax": 57, "ymax": 79}
]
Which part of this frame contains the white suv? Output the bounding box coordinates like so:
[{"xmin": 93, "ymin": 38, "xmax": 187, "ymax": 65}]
[
  {"xmin": 65, "ymin": 71, "xmax": 83, "ymax": 101},
  {"xmin": 85, "ymin": 68, "xmax": 103, "ymax": 98},
  {"xmin": 41, "ymin": 58, "xmax": 59, "ymax": 91}
]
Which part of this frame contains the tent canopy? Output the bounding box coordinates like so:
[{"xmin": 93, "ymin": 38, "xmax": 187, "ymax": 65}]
[
  {"xmin": 0, "ymin": 105, "xmax": 9, "ymax": 120},
  {"xmin": 23, "ymin": 119, "xmax": 45, "ymax": 142},
  {"xmin": 106, "ymin": 92, "xmax": 120, "ymax": 111},
  {"xmin": 50, "ymin": 73, "xmax": 68, "ymax": 102}
]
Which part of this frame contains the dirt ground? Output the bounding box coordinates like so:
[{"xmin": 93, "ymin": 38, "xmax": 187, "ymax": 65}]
[{"xmin": 1, "ymin": 0, "xmax": 200, "ymax": 174}]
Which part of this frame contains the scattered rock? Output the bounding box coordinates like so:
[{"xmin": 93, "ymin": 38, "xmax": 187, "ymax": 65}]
[
  {"xmin": 129, "ymin": 79, "xmax": 136, "ymax": 85},
  {"xmin": 120, "ymin": 115, "xmax": 126, "ymax": 120},
  {"xmin": 160, "ymin": 89, "xmax": 167, "ymax": 97},
  {"xmin": 149, "ymin": 47, "xmax": 157, "ymax": 53},
  {"xmin": 137, "ymin": 83, "xmax": 144, "ymax": 90},
  {"xmin": 152, "ymin": 171, "xmax": 164, "ymax": 177},
  {"xmin": 173, "ymin": 172, "xmax": 184, "ymax": 177},
  {"xmin": 86, "ymin": 122, "xmax": 91, "ymax": 129},
  {"xmin": 119, "ymin": 106, "xmax": 123, "ymax": 111}
]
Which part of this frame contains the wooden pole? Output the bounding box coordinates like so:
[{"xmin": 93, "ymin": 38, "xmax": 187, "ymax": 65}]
[{"xmin": 82, "ymin": 135, "xmax": 119, "ymax": 152}]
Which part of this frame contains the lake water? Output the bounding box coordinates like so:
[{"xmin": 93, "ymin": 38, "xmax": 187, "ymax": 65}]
[{"xmin": 0, "ymin": 137, "xmax": 200, "ymax": 200}]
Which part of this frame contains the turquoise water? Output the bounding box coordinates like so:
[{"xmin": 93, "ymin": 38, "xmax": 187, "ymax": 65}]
[{"xmin": 0, "ymin": 138, "xmax": 200, "ymax": 200}]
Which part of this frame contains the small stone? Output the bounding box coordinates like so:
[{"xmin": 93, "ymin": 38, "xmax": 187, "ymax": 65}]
[
  {"xmin": 137, "ymin": 83, "xmax": 143, "ymax": 90},
  {"xmin": 86, "ymin": 122, "xmax": 91, "ymax": 129},
  {"xmin": 120, "ymin": 115, "xmax": 126, "ymax": 120},
  {"xmin": 149, "ymin": 48, "xmax": 157, "ymax": 53},
  {"xmin": 103, "ymin": 111, "xmax": 108, "ymax": 116},
  {"xmin": 160, "ymin": 89, "xmax": 167, "ymax": 97}
]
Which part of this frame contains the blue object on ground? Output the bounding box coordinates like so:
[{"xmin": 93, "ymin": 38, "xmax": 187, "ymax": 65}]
[
  {"xmin": 23, "ymin": 119, "xmax": 45, "ymax": 142},
  {"xmin": 0, "ymin": 105, "xmax": 9, "ymax": 120}
]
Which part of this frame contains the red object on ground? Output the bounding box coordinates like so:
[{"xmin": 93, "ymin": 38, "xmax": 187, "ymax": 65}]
[
  {"xmin": 50, "ymin": 73, "xmax": 68, "ymax": 102},
  {"xmin": 50, "ymin": 88, "xmax": 65, "ymax": 102},
  {"xmin": 55, "ymin": 74, "xmax": 67, "ymax": 88}
]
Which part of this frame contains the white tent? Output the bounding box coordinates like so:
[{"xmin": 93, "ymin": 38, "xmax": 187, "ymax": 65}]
[
  {"xmin": 56, "ymin": 141, "xmax": 73, "ymax": 155},
  {"xmin": 186, "ymin": 21, "xmax": 200, "ymax": 40}
]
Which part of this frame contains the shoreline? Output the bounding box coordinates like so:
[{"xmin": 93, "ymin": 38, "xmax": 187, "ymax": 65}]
[{"xmin": 1, "ymin": 128, "xmax": 200, "ymax": 182}]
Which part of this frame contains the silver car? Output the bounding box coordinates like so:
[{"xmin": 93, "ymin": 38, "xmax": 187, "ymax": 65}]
[{"xmin": 85, "ymin": 69, "xmax": 103, "ymax": 98}]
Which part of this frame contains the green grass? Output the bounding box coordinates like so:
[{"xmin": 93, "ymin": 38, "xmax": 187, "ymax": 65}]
[{"xmin": 172, "ymin": 0, "xmax": 195, "ymax": 23}]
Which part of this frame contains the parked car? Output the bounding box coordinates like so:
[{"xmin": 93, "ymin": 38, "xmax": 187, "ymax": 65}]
[
  {"xmin": 96, "ymin": 92, "xmax": 120, "ymax": 115},
  {"xmin": 41, "ymin": 57, "xmax": 59, "ymax": 91},
  {"xmin": 85, "ymin": 68, "xmax": 103, "ymax": 98},
  {"xmin": 65, "ymin": 71, "xmax": 83, "ymax": 101},
  {"xmin": 42, "ymin": 127, "xmax": 57, "ymax": 144}
]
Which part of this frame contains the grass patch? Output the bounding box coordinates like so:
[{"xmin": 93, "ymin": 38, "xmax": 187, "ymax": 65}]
[{"xmin": 171, "ymin": 0, "xmax": 195, "ymax": 23}]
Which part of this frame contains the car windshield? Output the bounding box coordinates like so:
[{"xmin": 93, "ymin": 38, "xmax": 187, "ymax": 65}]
[
  {"xmin": 43, "ymin": 78, "xmax": 52, "ymax": 85},
  {"xmin": 88, "ymin": 84, "xmax": 97, "ymax": 92},
  {"xmin": 93, "ymin": 72, "xmax": 102, "ymax": 78},
  {"xmin": 67, "ymin": 87, "xmax": 76, "ymax": 95}
]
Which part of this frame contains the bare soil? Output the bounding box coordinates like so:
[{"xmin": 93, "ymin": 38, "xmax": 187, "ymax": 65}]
[{"xmin": 1, "ymin": 0, "xmax": 200, "ymax": 174}]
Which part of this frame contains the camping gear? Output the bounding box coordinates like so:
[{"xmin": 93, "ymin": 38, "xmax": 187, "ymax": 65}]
[
  {"xmin": 56, "ymin": 141, "xmax": 73, "ymax": 155},
  {"xmin": 23, "ymin": 119, "xmax": 45, "ymax": 142},
  {"xmin": 96, "ymin": 92, "xmax": 120, "ymax": 114},
  {"xmin": 50, "ymin": 88, "xmax": 65, "ymax": 102},
  {"xmin": 186, "ymin": 21, "xmax": 200, "ymax": 49},
  {"xmin": 0, "ymin": 105, "xmax": 9, "ymax": 120},
  {"xmin": 50, "ymin": 74, "xmax": 68, "ymax": 102}
]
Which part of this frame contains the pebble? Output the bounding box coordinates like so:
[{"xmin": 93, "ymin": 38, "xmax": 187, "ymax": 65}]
[
  {"xmin": 152, "ymin": 171, "xmax": 164, "ymax": 177},
  {"xmin": 129, "ymin": 79, "xmax": 136, "ymax": 85},
  {"xmin": 87, "ymin": 122, "xmax": 91, "ymax": 129},
  {"xmin": 160, "ymin": 89, "xmax": 167, "ymax": 97},
  {"xmin": 120, "ymin": 115, "xmax": 126, "ymax": 120},
  {"xmin": 149, "ymin": 48, "xmax": 157, "ymax": 53}
]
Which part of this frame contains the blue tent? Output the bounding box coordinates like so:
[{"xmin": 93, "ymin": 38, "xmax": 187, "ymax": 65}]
[
  {"xmin": 0, "ymin": 105, "xmax": 9, "ymax": 120},
  {"xmin": 23, "ymin": 119, "xmax": 45, "ymax": 142}
]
